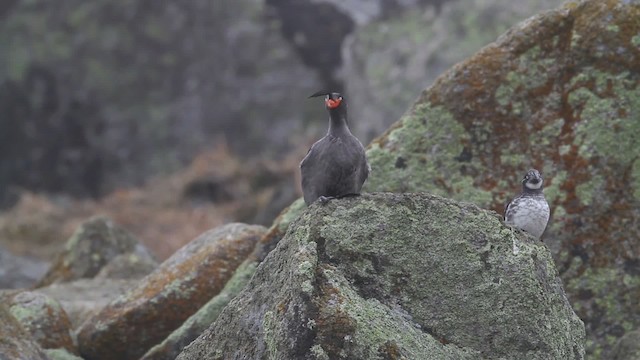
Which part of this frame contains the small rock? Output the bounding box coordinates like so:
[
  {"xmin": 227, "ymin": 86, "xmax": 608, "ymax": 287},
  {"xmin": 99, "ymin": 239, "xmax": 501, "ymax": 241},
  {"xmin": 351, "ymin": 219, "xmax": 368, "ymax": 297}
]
[
  {"xmin": 95, "ymin": 249, "xmax": 158, "ymax": 280},
  {"xmin": 5, "ymin": 291, "xmax": 75, "ymax": 353},
  {"xmin": 37, "ymin": 278, "xmax": 138, "ymax": 329},
  {"xmin": 77, "ymin": 223, "xmax": 266, "ymax": 360},
  {"xmin": 37, "ymin": 216, "xmax": 147, "ymax": 287},
  {"xmin": 0, "ymin": 303, "xmax": 49, "ymax": 360}
]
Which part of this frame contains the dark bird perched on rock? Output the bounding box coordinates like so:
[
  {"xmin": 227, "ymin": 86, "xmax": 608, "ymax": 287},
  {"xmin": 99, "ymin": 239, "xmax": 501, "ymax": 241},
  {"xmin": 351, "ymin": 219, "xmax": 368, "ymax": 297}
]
[
  {"xmin": 300, "ymin": 91, "xmax": 370, "ymax": 206},
  {"xmin": 504, "ymin": 169, "xmax": 550, "ymax": 240}
]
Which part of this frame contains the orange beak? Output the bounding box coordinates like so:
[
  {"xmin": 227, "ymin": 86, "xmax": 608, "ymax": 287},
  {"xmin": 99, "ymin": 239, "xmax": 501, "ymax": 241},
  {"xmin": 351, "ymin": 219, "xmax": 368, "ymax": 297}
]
[{"xmin": 326, "ymin": 98, "xmax": 342, "ymax": 109}]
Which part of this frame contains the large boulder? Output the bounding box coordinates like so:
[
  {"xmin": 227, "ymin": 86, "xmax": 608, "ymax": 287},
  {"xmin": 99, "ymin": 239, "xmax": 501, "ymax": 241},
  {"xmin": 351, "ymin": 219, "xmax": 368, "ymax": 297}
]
[
  {"xmin": 177, "ymin": 193, "xmax": 585, "ymax": 359},
  {"xmin": 77, "ymin": 223, "xmax": 266, "ymax": 360},
  {"xmin": 361, "ymin": 1, "xmax": 640, "ymax": 357},
  {"xmin": 343, "ymin": 0, "xmax": 563, "ymax": 141}
]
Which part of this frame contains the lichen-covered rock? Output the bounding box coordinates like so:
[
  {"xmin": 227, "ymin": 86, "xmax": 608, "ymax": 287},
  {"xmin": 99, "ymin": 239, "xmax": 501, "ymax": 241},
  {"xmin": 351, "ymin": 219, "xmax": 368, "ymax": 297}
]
[
  {"xmin": 36, "ymin": 278, "xmax": 137, "ymax": 329},
  {"xmin": 177, "ymin": 193, "xmax": 585, "ymax": 360},
  {"xmin": 77, "ymin": 223, "xmax": 266, "ymax": 360},
  {"xmin": 361, "ymin": 1, "xmax": 640, "ymax": 357},
  {"xmin": 0, "ymin": 303, "xmax": 49, "ymax": 360},
  {"xmin": 140, "ymin": 261, "xmax": 258, "ymax": 360},
  {"xmin": 37, "ymin": 216, "xmax": 149, "ymax": 287},
  {"xmin": 138, "ymin": 200, "xmax": 305, "ymax": 360},
  {"xmin": 5, "ymin": 291, "xmax": 75, "ymax": 353}
]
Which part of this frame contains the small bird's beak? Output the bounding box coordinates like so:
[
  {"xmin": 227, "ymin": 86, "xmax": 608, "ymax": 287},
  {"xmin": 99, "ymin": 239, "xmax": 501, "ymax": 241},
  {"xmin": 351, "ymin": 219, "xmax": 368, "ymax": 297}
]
[{"xmin": 308, "ymin": 91, "xmax": 329, "ymax": 98}]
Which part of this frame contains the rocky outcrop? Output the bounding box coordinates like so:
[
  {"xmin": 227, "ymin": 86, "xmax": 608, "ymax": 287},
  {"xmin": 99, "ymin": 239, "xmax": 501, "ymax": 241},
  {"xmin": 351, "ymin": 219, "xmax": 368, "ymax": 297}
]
[
  {"xmin": 140, "ymin": 200, "xmax": 305, "ymax": 360},
  {"xmin": 4, "ymin": 291, "xmax": 75, "ymax": 353},
  {"xmin": 37, "ymin": 216, "xmax": 153, "ymax": 287},
  {"xmin": 77, "ymin": 223, "xmax": 266, "ymax": 360},
  {"xmin": 361, "ymin": 1, "xmax": 640, "ymax": 357},
  {"xmin": 177, "ymin": 193, "xmax": 585, "ymax": 359}
]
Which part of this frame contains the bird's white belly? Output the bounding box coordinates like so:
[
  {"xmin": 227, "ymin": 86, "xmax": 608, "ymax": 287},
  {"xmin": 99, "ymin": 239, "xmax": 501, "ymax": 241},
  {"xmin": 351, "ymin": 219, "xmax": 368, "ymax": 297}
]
[{"xmin": 506, "ymin": 199, "xmax": 550, "ymax": 239}]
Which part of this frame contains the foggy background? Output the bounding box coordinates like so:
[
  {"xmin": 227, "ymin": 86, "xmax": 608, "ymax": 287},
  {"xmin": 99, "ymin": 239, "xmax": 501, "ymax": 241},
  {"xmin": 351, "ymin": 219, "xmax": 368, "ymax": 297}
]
[{"xmin": 0, "ymin": 0, "xmax": 560, "ymax": 259}]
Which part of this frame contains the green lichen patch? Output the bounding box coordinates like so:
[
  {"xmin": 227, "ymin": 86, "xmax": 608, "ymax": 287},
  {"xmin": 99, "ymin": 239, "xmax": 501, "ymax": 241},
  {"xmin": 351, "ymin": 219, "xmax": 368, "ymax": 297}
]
[
  {"xmin": 357, "ymin": 1, "xmax": 640, "ymax": 358},
  {"xmin": 366, "ymin": 103, "xmax": 492, "ymax": 206},
  {"xmin": 564, "ymin": 266, "xmax": 640, "ymax": 357}
]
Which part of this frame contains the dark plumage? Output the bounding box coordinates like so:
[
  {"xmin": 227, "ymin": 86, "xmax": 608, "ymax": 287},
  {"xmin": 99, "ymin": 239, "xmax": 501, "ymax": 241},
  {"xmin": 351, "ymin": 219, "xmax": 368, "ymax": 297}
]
[
  {"xmin": 504, "ymin": 169, "xmax": 550, "ymax": 240},
  {"xmin": 300, "ymin": 92, "xmax": 370, "ymax": 206}
]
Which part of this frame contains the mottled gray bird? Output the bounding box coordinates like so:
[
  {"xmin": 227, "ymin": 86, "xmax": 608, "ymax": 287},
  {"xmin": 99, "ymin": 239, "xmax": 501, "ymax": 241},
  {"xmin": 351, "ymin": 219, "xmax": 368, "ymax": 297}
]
[
  {"xmin": 300, "ymin": 91, "xmax": 370, "ymax": 206},
  {"xmin": 504, "ymin": 169, "xmax": 550, "ymax": 240}
]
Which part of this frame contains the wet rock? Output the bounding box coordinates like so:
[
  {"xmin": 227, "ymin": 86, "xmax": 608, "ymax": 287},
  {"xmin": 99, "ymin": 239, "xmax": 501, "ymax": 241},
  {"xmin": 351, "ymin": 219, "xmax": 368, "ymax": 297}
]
[
  {"xmin": 177, "ymin": 193, "xmax": 585, "ymax": 359},
  {"xmin": 343, "ymin": 0, "xmax": 563, "ymax": 141},
  {"xmin": 361, "ymin": 1, "xmax": 640, "ymax": 357},
  {"xmin": 37, "ymin": 216, "xmax": 149, "ymax": 287},
  {"xmin": 5, "ymin": 291, "xmax": 75, "ymax": 353},
  {"xmin": 0, "ymin": 303, "xmax": 49, "ymax": 360},
  {"xmin": 77, "ymin": 223, "xmax": 266, "ymax": 360},
  {"xmin": 0, "ymin": 244, "xmax": 49, "ymax": 289},
  {"xmin": 36, "ymin": 278, "xmax": 137, "ymax": 329}
]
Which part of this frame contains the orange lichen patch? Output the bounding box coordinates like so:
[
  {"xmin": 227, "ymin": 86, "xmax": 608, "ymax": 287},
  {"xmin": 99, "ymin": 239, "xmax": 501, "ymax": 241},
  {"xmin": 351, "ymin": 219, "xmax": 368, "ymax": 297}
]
[
  {"xmin": 76, "ymin": 224, "xmax": 265, "ymax": 360},
  {"xmin": 6, "ymin": 291, "xmax": 76, "ymax": 353}
]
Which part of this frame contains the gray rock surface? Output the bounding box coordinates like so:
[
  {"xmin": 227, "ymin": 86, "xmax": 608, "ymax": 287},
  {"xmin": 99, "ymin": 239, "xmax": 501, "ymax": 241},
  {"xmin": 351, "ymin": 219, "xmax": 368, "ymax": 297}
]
[{"xmin": 177, "ymin": 193, "xmax": 585, "ymax": 359}]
